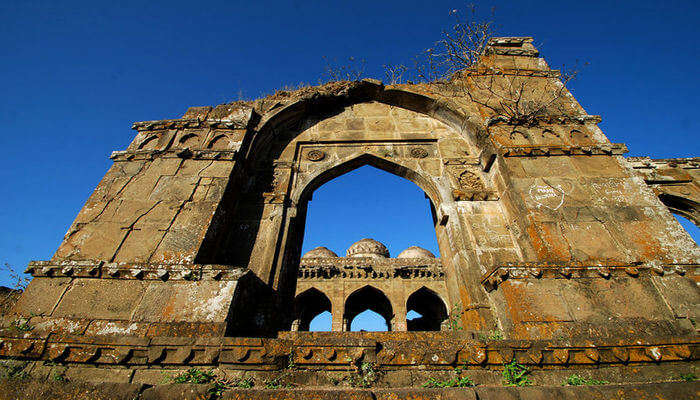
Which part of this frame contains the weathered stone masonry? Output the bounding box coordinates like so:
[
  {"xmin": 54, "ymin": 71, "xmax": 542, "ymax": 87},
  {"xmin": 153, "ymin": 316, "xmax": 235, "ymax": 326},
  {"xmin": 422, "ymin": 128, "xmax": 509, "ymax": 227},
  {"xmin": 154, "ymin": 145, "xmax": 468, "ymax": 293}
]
[{"xmin": 0, "ymin": 37, "xmax": 698, "ymax": 390}]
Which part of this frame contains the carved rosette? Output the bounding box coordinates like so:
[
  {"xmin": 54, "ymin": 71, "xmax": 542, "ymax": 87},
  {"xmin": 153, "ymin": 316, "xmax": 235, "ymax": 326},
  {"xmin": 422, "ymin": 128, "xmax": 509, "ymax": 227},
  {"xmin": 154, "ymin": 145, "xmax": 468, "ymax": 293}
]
[
  {"xmin": 455, "ymin": 169, "xmax": 486, "ymax": 191},
  {"xmin": 306, "ymin": 150, "xmax": 326, "ymax": 161},
  {"xmin": 410, "ymin": 147, "xmax": 429, "ymax": 158}
]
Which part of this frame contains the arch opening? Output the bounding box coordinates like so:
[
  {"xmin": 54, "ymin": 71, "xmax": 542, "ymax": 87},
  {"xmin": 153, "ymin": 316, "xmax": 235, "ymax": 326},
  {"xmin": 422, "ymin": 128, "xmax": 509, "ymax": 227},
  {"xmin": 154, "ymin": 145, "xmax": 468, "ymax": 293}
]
[
  {"xmin": 293, "ymin": 288, "xmax": 332, "ymax": 331},
  {"xmin": 659, "ymin": 193, "xmax": 700, "ymax": 229},
  {"xmin": 344, "ymin": 286, "xmax": 393, "ymax": 332},
  {"xmin": 406, "ymin": 287, "xmax": 448, "ymax": 331},
  {"xmin": 298, "ymin": 164, "xmax": 440, "ymax": 260}
]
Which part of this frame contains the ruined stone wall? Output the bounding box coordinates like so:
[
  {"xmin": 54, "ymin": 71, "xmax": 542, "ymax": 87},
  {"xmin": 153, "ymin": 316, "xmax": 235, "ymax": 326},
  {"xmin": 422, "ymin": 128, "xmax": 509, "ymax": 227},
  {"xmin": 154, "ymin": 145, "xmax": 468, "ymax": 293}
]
[{"xmin": 4, "ymin": 37, "xmax": 698, "ymax": 346}]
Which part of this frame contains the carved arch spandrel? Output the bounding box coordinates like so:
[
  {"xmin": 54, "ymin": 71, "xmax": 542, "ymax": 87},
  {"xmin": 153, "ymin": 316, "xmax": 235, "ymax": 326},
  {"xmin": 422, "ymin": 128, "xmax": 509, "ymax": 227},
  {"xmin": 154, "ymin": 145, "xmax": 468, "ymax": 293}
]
[{"xmin": 242, "ymin": 83, "xmax": 486, "ymax": 163}]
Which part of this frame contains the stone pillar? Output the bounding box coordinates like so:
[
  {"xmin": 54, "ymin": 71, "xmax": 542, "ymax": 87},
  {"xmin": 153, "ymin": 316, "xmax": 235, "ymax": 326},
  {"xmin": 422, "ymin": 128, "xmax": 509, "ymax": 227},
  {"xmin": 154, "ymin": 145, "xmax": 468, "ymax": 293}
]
[
  {"xmin": 331, "ymin": 298, "xmax": 345, "ymax": 332},
  {"xmin": 290, "ymin": 319, "xmax": 300, "ymax": 332},
  {"xmin": 392, "ymin": 306, "xmax": 407, "ymax": 331}
]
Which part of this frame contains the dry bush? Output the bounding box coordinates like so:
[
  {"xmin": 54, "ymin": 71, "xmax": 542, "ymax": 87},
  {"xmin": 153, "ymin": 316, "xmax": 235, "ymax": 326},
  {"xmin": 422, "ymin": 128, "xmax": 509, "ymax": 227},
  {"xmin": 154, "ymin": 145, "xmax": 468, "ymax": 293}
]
[{"xmin": 383, "ymin": 4, "xmax": 584, "ymax": 125}]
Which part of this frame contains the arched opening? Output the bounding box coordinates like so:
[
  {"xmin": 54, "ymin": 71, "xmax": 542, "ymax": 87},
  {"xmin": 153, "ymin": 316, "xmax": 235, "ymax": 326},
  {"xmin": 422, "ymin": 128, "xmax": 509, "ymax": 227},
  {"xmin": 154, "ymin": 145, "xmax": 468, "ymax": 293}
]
[
  {"xmin": 659, "ymin": 193, "xmax": 700, "ymax": 229},
  {"xmin": 406, "ymin": 287, "xmax": 448, "ymax": 331},
  {"xmin": 344, "ymin": 286, "xmax": 393, "ymax": 331},
  {"xmin": 351, "ymin": 310, "xmax": 388, "ymax": 331},
  {"xmin": 293, "ymin": 288, "xmax": 332, "ymax": 331},
  {"xmin": 299, "ymin": 164, "xmax": 440, "ymax": 260},
  {"xmin": 309, "ymin": 311, "xmax": 332, "ymax": 331}
]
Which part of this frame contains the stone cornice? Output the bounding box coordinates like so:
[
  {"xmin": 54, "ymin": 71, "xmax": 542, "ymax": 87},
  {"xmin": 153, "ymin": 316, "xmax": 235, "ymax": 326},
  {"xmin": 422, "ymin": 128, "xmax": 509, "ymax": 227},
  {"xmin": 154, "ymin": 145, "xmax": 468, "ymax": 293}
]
[
  {"xmin": 488, "ymin": 114, "xmax": 602, "ymax": 126},
  {"xmin": 109, "ymin": 148, "xmax": 237, "ymax": 161},
  {"xmin": 481, "ymin": 262, "xmax": 698, "ymax": 291},
  {"xmin": 499, "ymin": 143, "xmax": 628, "ymax": 157},
  {"xmin": 0, "ymin": 332, "xmax": 694, "ymax": 368},
  {"xmin": 25, "ymin": 261, "xmax": 247, "ymax": 281},
  {"xmin": 627, "ymin": 157, "xmax": 700, "ymax": 170},
  {"xmin": 486, "ymin": 47, "xmax": 539, "ymax": 57},
  {"xmin": 299, "ymin": 257, "xmax": 442, "ymax": 268},
  {"xmin": 131, "ymin": 117, "xmax": 250, "ymax": 132}
]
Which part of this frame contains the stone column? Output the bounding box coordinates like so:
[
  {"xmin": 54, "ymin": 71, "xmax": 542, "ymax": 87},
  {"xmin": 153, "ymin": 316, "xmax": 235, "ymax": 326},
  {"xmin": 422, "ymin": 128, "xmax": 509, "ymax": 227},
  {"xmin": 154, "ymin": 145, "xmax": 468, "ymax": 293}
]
[
  {"xmin": 392, "ymin": 298, "xmax": 407, "ymax": 332},
  {"xmin": 331, "ymin": 298, "xmax": 345, "ymax": 332}
]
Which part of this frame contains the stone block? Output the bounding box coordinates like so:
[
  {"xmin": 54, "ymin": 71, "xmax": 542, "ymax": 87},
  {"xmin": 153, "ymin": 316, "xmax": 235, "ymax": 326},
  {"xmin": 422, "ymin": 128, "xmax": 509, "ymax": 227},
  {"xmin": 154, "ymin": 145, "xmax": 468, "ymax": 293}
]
[
  {"xmin": 140, "ymin": 383, "xmax": 211, "ymax": 400},
  {"xmin": 112, "ymin": 226, "xmax": 166, "ymax": 262},
  {"xmin": 54, "ymin": 221, "xmax": 128, "ymax": 261},
  {"xmin": 132, "ymin": 280, "xmax": 239, "ymax": 323},
  {"xmin": 148, "ymin": 176, "xmax": 199, "ymax": 201},
  {"xmin": 52, "ymin": 279, "xmax": 148, "ymax": 320},
  {"xmin": 500, "ymin": 281, "xmax": 573, "ymax": 323},
  {"xmin": 560, "ymin": 221, "xmax": 624, "ymax": 261},
  {"xmin": 9, "ymin": 277, "xmax": 71, "ymax": 317},
  {"xmin": 63, "ymin": 366, "xmax": 133, "ymax": 383}
]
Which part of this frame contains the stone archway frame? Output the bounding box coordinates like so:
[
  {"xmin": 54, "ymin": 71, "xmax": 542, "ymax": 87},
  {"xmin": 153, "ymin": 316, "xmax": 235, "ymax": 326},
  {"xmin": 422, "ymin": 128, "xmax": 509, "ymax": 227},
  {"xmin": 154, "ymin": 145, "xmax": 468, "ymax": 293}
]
[
  {"xmin": 344, "ymin": 285, "xmax": 395, "ymax": 331},
  {"xmin": 242, "ymin": 81, "xmax": 487, "ymax": 164},
  {"xmin": 224, "ymin": 82, "xmax": 502, "ymax": 333}
]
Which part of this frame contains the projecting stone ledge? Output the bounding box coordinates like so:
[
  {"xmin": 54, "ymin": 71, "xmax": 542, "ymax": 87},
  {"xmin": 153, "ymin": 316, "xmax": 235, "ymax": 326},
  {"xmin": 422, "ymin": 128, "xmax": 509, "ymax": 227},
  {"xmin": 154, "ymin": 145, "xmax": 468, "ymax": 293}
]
[{"xmin": 0, "ymin": 379, "xmax": 696, "ymax": 400}]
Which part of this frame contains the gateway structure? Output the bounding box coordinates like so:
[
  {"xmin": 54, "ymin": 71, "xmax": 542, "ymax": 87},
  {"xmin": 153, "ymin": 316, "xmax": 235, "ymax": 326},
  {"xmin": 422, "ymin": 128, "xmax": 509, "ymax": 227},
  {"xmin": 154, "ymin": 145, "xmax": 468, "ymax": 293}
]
[{"xmin": 1, "ymin": 37, "xmax": 698, "ymax": 392}]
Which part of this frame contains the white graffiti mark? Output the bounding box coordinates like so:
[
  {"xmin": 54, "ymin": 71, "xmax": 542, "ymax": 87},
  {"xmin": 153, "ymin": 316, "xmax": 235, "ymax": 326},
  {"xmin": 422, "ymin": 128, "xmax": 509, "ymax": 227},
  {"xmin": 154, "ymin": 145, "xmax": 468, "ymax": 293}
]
[{"xmin": 529, "ymin": 184, "xmax": 565, "ymax": 210}]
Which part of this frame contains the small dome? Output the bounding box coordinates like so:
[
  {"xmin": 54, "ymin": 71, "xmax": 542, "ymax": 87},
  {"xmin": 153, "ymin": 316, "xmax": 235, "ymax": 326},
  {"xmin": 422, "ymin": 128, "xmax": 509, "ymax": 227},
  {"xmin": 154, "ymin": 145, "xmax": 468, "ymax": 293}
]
[
  {"xmin": 301, "ymin": 247, "xmax": 338, "ymax": 259},
  {"xmin": 346, "ymin": 238, "xmax": 390, "ymax": 258},
  {"xmin": 397, "ymin": 246, "xmax": 436, "ymax": 259}
]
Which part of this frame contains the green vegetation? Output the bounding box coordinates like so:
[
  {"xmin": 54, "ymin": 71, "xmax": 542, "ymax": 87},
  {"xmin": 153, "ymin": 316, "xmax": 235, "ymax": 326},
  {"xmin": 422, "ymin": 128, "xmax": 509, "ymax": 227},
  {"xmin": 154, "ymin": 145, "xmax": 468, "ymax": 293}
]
[
  {"xmin": 680, "ymin": 373, "xmax": 697, "ymax": 382},
  {"xmin": 422, "ymin": 375, "xmax": 475, "ymax": 388},
  {"xmin": 563, "ymin": 374, "xmax": 609, "ymax": 386},
  {"xmin": 502, "ymin": 361, "xmax": 531, "ymax": 386},
  {"xmin": 478, "ymin": 328, "xmax": 504, "ymax": 341},
  {"xmin": 9, "ymin": 319, "xmax": 32, "ymax": 333},
  {"xmin": 349, "ymin": 362, "xmax": 380, "ymax": 388},
  {"xmin": 263, "ymin": 377, "xmax": 294, "ymax": 389},
  {"xmin": 51, "ymin": 370, "xmax": 68, "ymax": 382},
  {"xmin": 446, "ymin": 304, "xmax": 467, "ymax": 331},
  {"xmin": 209, "ymin": 377, "xmax": 254, "ymax": 396},
  {"xmin": 172, "ymin": 368, "xmax": 256, "ymax": 397},
  {"xmin": 171, "ymin": 368, "xmax": 216, "ymax": 384}
]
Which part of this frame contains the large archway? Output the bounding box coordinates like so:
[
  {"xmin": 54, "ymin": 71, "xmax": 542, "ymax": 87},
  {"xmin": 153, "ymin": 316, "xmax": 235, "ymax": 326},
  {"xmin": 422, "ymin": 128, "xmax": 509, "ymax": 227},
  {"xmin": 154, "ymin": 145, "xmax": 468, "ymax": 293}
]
[
  {"xmin": 406, "ymin": 287, "xmax": 449, "ymax": 331},
  {"xmin": 293, "ymin": 288, "xmax": 332, "ymax": 331},
  {"xmin": 299, "ymin": 164, "xmax": 440, "ymax": 262},
  {"xmin": 344, "ymin": 286, "xmax": 394, "ymax": 331},
  {"xmin": 195, "ymin": 97, "xmax": 489, "ymax": 334}
]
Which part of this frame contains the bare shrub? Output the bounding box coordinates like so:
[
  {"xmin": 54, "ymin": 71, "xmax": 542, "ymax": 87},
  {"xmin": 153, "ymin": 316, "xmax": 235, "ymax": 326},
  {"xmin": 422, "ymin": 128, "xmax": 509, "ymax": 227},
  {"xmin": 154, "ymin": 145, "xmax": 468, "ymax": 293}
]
[{"xmin": 323, "ymin": 56, "xmax": 366, "ymax": 82}]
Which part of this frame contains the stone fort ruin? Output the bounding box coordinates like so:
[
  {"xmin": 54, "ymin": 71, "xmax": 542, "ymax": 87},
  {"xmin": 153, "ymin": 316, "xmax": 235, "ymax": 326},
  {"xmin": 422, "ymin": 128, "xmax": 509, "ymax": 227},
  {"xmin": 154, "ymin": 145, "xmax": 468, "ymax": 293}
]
[{"xmin": 0, "ymin": 37, "xmax": 698, "ymax": 397}]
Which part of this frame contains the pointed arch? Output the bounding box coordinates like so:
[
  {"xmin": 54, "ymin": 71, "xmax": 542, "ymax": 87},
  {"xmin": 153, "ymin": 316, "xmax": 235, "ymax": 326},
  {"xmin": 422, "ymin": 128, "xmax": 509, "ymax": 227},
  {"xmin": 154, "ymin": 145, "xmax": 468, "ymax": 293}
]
[
  {"xmin": 344, "ymin": 285, "xmax": 393, "ymax": 331},
  {"xmin": 406, "ymin": 286, "xmax": 448, "ymax": 331},
  {"xmin": 179, "ymin": 133, "xmax": 199, "ymax": 145},
  {"xmin": 138, "ymin": 135, "xmax": 160, "ymax": 150},
  {"xmin": 294, "ymin": 153, "xmax": 442, "ymax": 207},
  {"xmin": 293, "ymin": 287, "xmax": 332, "ymax": 331},
  {"xmin": 658, "ymin": 193, "xmax": 700, "ymax": 228},
  {"xmin": 242, "ymin": 82, "xmax": 482, "ymax": 161}
]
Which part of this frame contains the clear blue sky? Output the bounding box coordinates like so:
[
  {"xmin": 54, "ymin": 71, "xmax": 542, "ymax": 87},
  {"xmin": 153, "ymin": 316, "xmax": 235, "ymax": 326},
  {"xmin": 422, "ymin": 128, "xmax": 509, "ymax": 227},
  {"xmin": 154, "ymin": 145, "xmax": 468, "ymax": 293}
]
[{"xmin": 1, "ymin": 0, "xmax": 699, "ymax": 304}]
